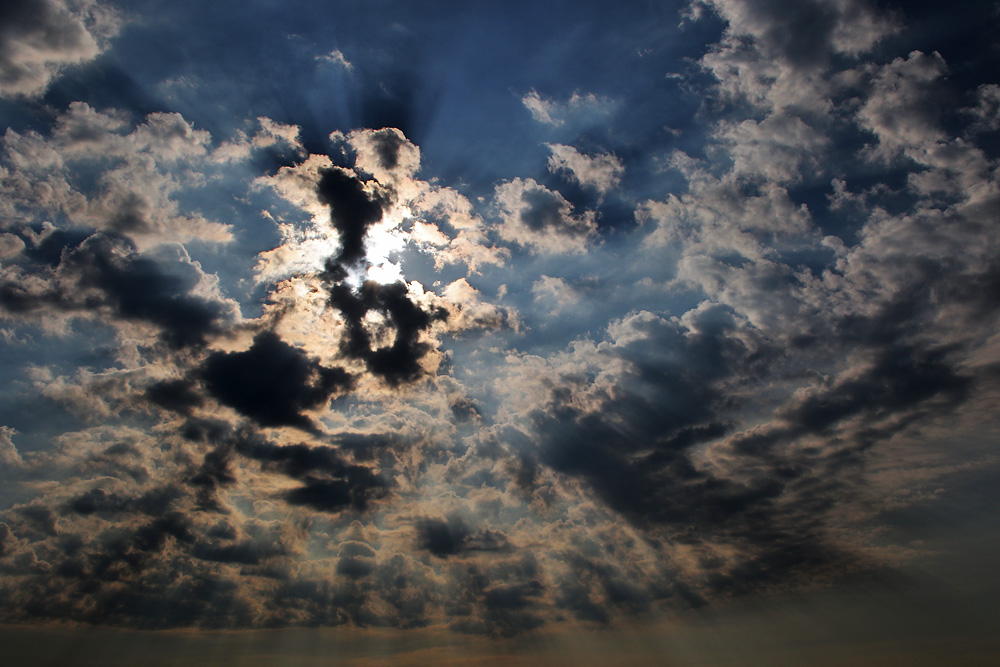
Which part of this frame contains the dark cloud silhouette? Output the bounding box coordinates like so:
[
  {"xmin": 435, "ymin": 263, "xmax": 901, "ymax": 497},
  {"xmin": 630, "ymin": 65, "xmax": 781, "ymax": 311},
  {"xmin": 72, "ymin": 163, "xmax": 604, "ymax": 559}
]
[
  {"xmin": 448, "ymin": 557, "xmax": 547, "ymax": 638},
  {"xmin": 189, "ymin": 442, "xmax": 236, "ymax": 512},
  {"xmin": 67, "ymin": 487, "xmax": 183, "ymax": 518},
  {"xmin": 336, "ymin": 541, "xmax": 377, "ymax": 578},
  {"xmin": 181, "ymin": 420, "xmax": 390, "ymax": 515},
  {"xmin": 417, "ymin": 516, "xmax": 469, "ymax": 557},
  {"xmin": 199, "ymin": 331, "xmax": 352, "ymax": 429},
  {"xmin": 316, "ymin": 167, "xmax": 390, "ymax": 266},
  {"xmin": 191, "ymin": 539, "xmax": 284, "ymax": 566},
  {"xmin": 416, "ymin": 516, "xmax": 511, "ymax": 558},
  {"xmin": 329, "ymin": 280, "xmax": 447, "ymax": 386},
  {"xmin": 236, "ymin": 437, "xmax": 390, "ymax": 513},
  {"xmin": 89, "ymin": 512, "xmax": 194, "ymax": 582}
]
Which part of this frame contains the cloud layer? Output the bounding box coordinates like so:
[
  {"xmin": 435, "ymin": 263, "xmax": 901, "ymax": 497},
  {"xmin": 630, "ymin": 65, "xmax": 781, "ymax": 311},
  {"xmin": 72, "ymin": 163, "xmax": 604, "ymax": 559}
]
[{"xmin": 0, "ymin": 0, "xmax": 998, "ymax": 646}]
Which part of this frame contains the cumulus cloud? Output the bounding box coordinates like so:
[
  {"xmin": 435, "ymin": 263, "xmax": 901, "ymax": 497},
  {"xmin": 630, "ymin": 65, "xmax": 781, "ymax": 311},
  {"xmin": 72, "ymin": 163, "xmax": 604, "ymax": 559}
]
[
  {"xmin": 0, "ymin": 426, "xmax": 24, "ymax": 467},
  {"xmin": 530, "ymin": 275, "xmax": 579, "ymax": 313},
  {"xmin": 545, "ymin": 143, "xmax": 624, "ymax": 194},
  {"xmin": 0, "ymin": 103, "xmax": 233, "ymax": 249},
  {"xmin": 0, "ymin": 0, "xmax": 119, "ymax": 98},
  {"xmin": 493, "ymin": 178, "xmax": 597, "ymax": 253}
]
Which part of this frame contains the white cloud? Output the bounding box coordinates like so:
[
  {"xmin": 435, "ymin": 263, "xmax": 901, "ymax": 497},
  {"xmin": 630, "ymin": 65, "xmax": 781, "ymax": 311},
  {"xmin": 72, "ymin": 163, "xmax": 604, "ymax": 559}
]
[
  {"xmin": 521, "ymin": 90, "xmax": 562, "ymax": 125},
  {"xmin": 521, "ymin": 90, "xmax": 614, "ymax": 126},
  {"xmin": 0, "ymin": 103, "xmax": 232, "ymax": 250},
  {"xmin": 856, "ymin": 50, "xmax": 948, "ymax": 161},
  {"xmin": 0, "ymin": 232, "xmax": 25, "ymax": 260},
  {"xmin": 714, "ymin": 113, "xmax": 828, "ymax": 184},
  {"xmin": 531, "ymin": 275, "xmax": 579, "ymax": 313},
  {"xmin": 493, "ymin": 178, "xmax": 597, "ymax": 254},
  {"xmin": 317, "ymin": 48, "xmax": 352, "ymax": 70},
  {"xmin": 546, "ymin": 143, "xmax": 624, "ymax": 194},
  {"xmin": 968, "ymin": 84, "xmax": 1000, "ymax": 132}
]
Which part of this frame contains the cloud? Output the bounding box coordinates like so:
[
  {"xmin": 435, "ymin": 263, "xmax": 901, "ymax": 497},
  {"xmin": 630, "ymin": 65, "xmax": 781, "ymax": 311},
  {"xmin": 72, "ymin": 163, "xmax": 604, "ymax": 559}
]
[
  {"xmin": 0, "ymin": 233, "xmax": 25, "ymax": 259},
  {"xmin": 856, "ymin": 50, "xmax": 949, "ymax": 161},
  {"xmin": 329, "ymin": 280, "xmax": 447, "ymax": 386},
  {"xmin": 317, "ymin": 48, "xmax": 352, "ymax": 71},
  {"xmin": 694, "ymin": 0, "xmax": 896, "ymax": 115},
  {"xmin": 0, "ymin": 0, "xmax": 119, "ymax": 98},
  {"xmin": 521, "ymin": 90, "xmax": 614, "ymax": 126},
  {"xmin": 493, "ymin": 178, "xmax": 597, "ymax": 253},
  {"xmin": 521, "ymin": 90, "xmax": 562, "ymax": 125},
  {"xmin": 1, "ymin": 0, "xmax": 999, "ymax": 643},
  {"xmin": 0, "ymin": 426, "xmax": 23, "ymax": 467},
  {"xmin": 714, "ymin": 113, "xmax": 828, "ymax": 184},
  {"xmin": 530, "ymin": 275, "xmax": 579, "ymax": 313},
  {"xmin": 968, "ymin": 84, "xmax": 1000, "ymax": 132},
  {"xmin": 0, "ymin": 103, "xmax": 233, "ymax": 250},
  {"xmin": 199, "ymin": 331, "xmax": 353, "ymax": 429},
  {"xmin": 415, "ymin": 515, "xmax": 510, "ymax": 558},
  {"xmin": 1, "ymin": 231, "xmax": 238, "ymax": 347},
  {"xmin": 340, "ymin": 127, "xmax": 420, "ymax": 187},
  {"xmin": 545, "ymin": 143, "xmax": 624, "ymax": 194},
  {"xmin": 316, "ymin": 166, "xmax": 392, "ymax": 267}
]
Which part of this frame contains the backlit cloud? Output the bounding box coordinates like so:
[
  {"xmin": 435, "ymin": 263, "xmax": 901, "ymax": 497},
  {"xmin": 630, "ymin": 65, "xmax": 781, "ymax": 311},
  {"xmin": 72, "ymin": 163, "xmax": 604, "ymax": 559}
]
[{"xmin": 0, "ymin": 0, "xmax": 998, "ymax": 662}]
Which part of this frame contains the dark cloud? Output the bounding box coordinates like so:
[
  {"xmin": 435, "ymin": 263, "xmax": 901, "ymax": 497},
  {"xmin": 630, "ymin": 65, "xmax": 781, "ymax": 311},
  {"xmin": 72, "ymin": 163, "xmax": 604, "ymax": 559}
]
[
  {"xmin": 366, "ymin": 127, "xmax": 407, "ymax": 171},
  {"xmin": 316, "ymin": 167, "xmax": 390, "ymax": 266},
  {"xmin": 191, "ymin": 539, "xmax": 283, "ymax": 566},
  {"xmin": 501, "ymin": 312, "xmax": 846, "ymax": 590},
  {"xmin": 336, "ymin": 541, "xmax": 376, "ymax": 578},
  {"xmin": 89, "ymin": 512, "xmax": 194, "ymax": 581},
  {"xmin": 182, "ymin": 420, "xmax": 390, "ymax": 514},
  {"xmin": 0, "ymin": 0, "xmax": 105, "ymax": 97},
  {"xmin": 189, "ymin": 442, "xmax": 236, "ymax": 512},
  {"xmin": 67, "ymin": 489, "xmax": 130, "ymax": 515},
  {"xmin": 520, "ymin": 187, "xmax": 580, "ymax": 233},
  {"xmin": 416, "ymin": 516, "xmax": 468, "ymax": 557},
  {"xmin": 238, "ymin": 438, "xmax": 390, "ymax": 513},
  {"xmin": 67, "ymin": 486, "xmax": 183, "ymax": 518},
  {"xmin": 146, "ymin": 379, "xmax": 203, "ymax": 414},
  {"xmin": 329, "ymin": 280, "xmax": 447, "ymax": 386},
  {"xmin": 200, "ymin": 331, "xmax": 353, "ymax": 429},
  {"xmin": 448, "ymin": 557, "xmax": 547, "ymax": 638},
  {"xmin": 416, "ymin": 515, "xmax": 510, "ymax": 558},
  {"xmin": 64, "ymin": 234, "xmax": 230, "ymax": 348}
]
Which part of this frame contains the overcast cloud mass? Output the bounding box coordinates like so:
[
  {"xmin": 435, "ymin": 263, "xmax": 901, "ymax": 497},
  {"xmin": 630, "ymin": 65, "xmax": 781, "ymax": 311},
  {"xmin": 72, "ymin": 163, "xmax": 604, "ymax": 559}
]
[{"xmin": 1, "ymin": 0, "xmax": 999, "ymax": 664}]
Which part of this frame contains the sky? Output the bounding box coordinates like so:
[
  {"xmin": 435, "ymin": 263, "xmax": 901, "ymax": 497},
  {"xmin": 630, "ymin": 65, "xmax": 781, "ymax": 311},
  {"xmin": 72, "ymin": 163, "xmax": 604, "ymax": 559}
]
[{"xmin": 1, "ymin": 0, "xmax": 1000, "ymax": 664}]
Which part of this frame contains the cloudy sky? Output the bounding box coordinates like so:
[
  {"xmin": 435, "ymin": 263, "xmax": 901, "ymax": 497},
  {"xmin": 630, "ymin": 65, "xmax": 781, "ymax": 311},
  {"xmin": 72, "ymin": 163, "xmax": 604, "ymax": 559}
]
[{"xmin": 1, "ymin": 0, "xmax": 999, "ymax": 664}]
